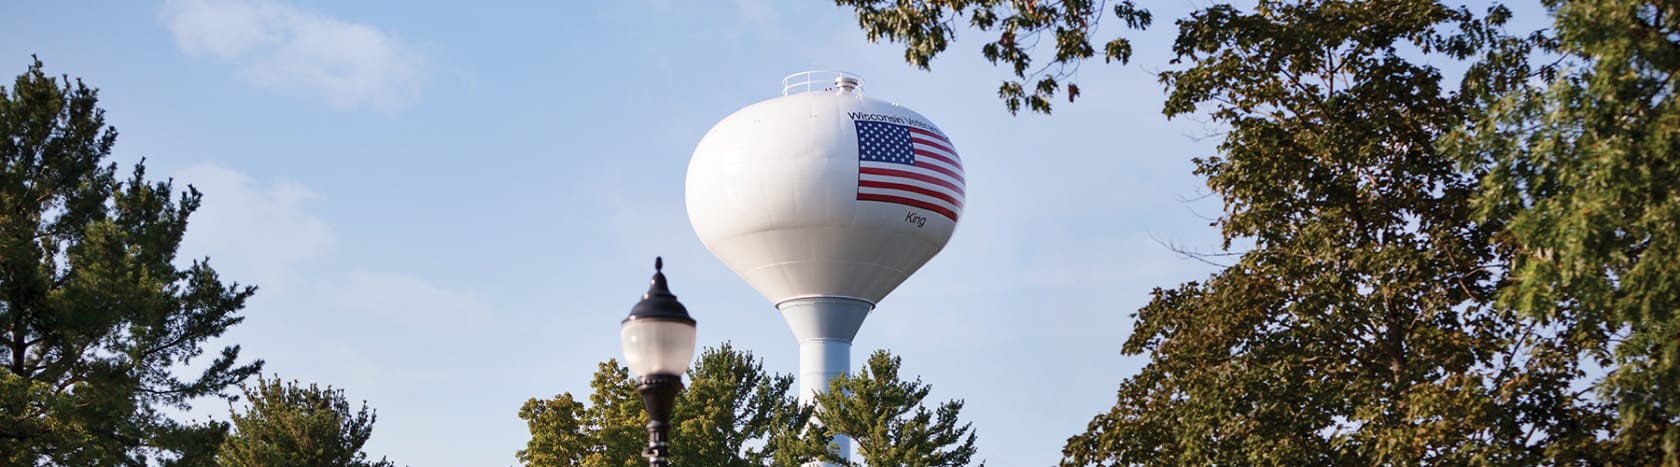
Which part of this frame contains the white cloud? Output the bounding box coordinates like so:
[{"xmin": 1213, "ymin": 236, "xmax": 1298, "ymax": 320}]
[
  {"xmin": 161, "ymin": 0, "xmax": 426, "ymax": 111},
  {"xmin": 175, "ymin": 163, "xmax": 331, "ymax": 292},
  {"xmin": 174, "ymin": 163, "xmax": 492, "ymax": 328}
]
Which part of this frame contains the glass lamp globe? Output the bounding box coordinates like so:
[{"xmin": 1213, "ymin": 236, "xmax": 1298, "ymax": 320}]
[{"xmin": 620, "ymin": 257, "xmax": 697, "ymax": 378}]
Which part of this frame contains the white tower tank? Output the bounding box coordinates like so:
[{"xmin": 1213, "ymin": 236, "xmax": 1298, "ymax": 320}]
[{"xmin": 686, "ymin": 71, "xmax": 964, "ymax": 461}]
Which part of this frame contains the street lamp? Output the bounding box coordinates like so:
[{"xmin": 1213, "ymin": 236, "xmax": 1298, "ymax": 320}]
[{"xmin": 620, "ymin": 257, "xmax": 697, "ymax": 467}]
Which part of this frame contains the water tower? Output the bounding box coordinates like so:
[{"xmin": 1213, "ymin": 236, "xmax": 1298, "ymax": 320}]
[{"xmin": 685, "ymin": 71, "xmax": 964, "ymax": 461}]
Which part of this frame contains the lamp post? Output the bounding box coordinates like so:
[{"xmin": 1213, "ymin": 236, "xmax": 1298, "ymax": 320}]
[{"xmin": 619, "ymin": 257, "xmax": 697, "ymax": 467}]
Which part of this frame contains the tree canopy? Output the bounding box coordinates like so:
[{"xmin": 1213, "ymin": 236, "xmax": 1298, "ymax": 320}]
[
  {"xmin": 518, "ymin": 346, "xmax": 984, "ymax": 466},
  {"xmin": 517, "ymin": 344, "xmax": 826, "ymax": 466},
  {"xmin": 840, "ymin": 0, "xmax": 1675, "ymax": 464},
  {"xmin": 834, "ymin": 0, "xmax": 1151, "ymax": 114},
  {"xmin": 1058, "ymin": 2, "xmax": 1603, "ymax": 463},
  {"xmin": 810, "ymin": 350, "xmax": 981, "ymax": 467},
  {"xmin": 0, "ymin": 57, "xmax": 261, "ymax": 465},
  {"xmin": 218, "ymin": 376, "xmax": 393, "ymax": 467},
  {"xmin": 1448, "ymin": 0, "xmax": 1680, "ymax": 461}
]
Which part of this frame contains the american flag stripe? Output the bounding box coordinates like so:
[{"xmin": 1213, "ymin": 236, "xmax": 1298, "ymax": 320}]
[
  {"xmin": 908, "ymin": 128, "xmax": 958, "ymax": 153},
  {"xmin": 913, "ymin": 146, "xmax": 960, "ymax": 167},
  {"xmin": 858, "ymin": 180, "xmax": 964, "ymax": 207},
  {"xmin": 910, "ymin": 136, "xmax": 960, "ymax": 165},
  {"xmin": 910, "ymin": 153, "xmax": 964, "ymax": 181},
  {"xmin": 860, "ymin": 167, "xmax": 963, "ymax": 194},
  {"xmin": 854, "ymin": 120, "xmax": 966, "ymax": 221},
  {"xmin": 858, "ymin": 193, "xmax": 958, "ymax": 221},
  {"xmin": 857, "ymin": 171, "xmax": 965, "ymax": 221}
]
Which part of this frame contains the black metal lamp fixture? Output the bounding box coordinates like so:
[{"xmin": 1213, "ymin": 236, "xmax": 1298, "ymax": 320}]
[{"xmin": 619, "ymin": 257, "xmax": 697, "ymax": 467}]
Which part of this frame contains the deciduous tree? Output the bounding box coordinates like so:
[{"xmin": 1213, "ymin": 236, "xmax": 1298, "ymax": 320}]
[
  {"xmin": 839, "ymin": 0, "xmax": 1670, "ymax": 464},
  {"xmin": 832, "ymin": 0, "xmax": 1152, "ymax": 114},
  {"xmin": 1449, "ymin": 0, "xmax": 1680, "ymax": 463},
  {"xmin": 1051, "ymin": 1, "xmax": 1600, "ymax": 464}
]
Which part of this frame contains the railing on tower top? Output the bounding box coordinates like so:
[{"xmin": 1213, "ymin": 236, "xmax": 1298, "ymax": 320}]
[{"xmin": 782, "ymin": 70, "xmax": 865, "ymax": 96}]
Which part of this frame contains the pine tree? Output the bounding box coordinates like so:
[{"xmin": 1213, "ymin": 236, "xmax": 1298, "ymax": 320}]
[
  {"xmin": 218, "ymin": 376, "xmax": 393, "ymax": 467},
  {"xmin": 0, "ymin": 57, "xmax": 261, "ymax": 465},
  {"xmin": 517, "ymin": 344, "xmax": 825, "ymax": 466},
  {"xmin": 811, "ymin": 350, "xmax": 980, "ymax": 467}
]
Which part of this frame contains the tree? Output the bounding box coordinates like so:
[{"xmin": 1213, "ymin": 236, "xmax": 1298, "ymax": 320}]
[
  {"xmin": 217, "ymin": 376, "xmax": 392, "ymax": 467},
  {"xmin": 1051, "ymin": 1, "xmax": 1604, "ymax": 464},
  {"xmin": 517, "ymin": 344, "xmax": 826, "ymax": 466},
  {"xmin": 669, "ymin": 345, "xmax": 829, "ymax": 466},
  {"xmin": 517, "ymin": 360, "xmax": 643, "ymax": 467},
  {"xmin": 832, "ymin": 0, "xmax": 1152, "ymax": 114},
  {"xmin": 838, "ymin": 0, "xmax": 1671, "ymax": 464},
  {"xmin": 0, "ymin": 57, "xmax": 261, "ymax": 465},
  {"xmin": 1448, "ymin": 0, "xmax": 1680, "ymax": 463},
  {"xmin": 810, "ymin": 350, "xmax": 980, "ymax": 467}
]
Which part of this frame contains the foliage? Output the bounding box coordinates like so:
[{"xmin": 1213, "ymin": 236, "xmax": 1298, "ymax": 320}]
[
  {"xmin": 217, "ymin": 376, "xmax": 392, "ymax": 467},
  {"xmin": 832, "ymin": 0, "xmax": 1152, "ymax": 114},
  {"xmin": 1052, "ymin": 1, "xmax": 1602, "ymax": 464},
  {"xmin": 1447, "ymin": 0, "xmax": 1680, "ymax": 463},
  {"xmin": 836, "ymin": 0, "xmax": 1680, "ymax": 464},
  {"xmin": 517, "ymin": 344, "xmax": 825, "ymax": 466},
  {"xmin": 517, "ymin": 359, "xmax": 643, "ymax": 467},
  {"xmin": 670, "ymin": 345, "xmax": 828, "ymax": 466},
  {"xmin": 0, "ymin": 57, "xmax": 261, "ymax": 465},
  {"xmin": 811, "ymin": 350, "xmax": 980, "ymax": 467}
]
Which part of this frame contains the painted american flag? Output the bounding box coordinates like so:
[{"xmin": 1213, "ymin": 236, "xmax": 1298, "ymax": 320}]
[{"xmin": 853, "ymin": 120, "xmax": 966, "ymax": 221}]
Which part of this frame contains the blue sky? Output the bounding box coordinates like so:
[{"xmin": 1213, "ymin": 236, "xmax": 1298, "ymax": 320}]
[{"xmin": 5, "ymin": 1, "xmax": 1233, "ymax": 465}]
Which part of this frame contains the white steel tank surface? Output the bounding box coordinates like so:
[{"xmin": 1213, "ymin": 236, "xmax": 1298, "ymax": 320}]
[{"xmin": 685, "ymin": 71, "xmax": 964, "ymax": 463}]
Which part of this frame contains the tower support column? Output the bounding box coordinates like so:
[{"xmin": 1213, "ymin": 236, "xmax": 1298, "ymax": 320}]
[
  {"xmin": 777, "ymin": 296, "xmax": 872, "ymax": 466},
  {"xmin": 797, "ymin": 338, "xmax": 852, "ymax": 403}
]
